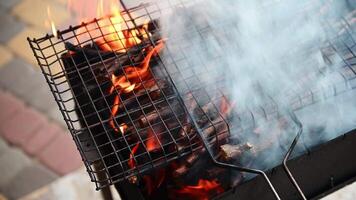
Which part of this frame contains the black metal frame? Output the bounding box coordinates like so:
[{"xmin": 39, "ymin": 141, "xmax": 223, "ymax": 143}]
[
  {"xmin": 27, "ymin": 0, "xmax": 356, "ymax": 199},
  {"xmin": 215, "ymin": 128, "xmax": 356, "ymax": 200}
]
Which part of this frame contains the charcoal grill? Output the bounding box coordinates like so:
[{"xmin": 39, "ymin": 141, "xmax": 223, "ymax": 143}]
[{"xmin": 28, "ymin": 0, "xmax": 356, "ymax": 199}]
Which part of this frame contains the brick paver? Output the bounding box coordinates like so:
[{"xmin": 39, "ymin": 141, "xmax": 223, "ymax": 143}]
[
  {"xmin": 0, "ymin": 59, "xmax": 39, "ymax": 97},
  {"xmin": 7, "ymin": 27, "xmax": 44, "ymax": 65},
  {"xmin": 23, "ymin": 122, "xmax": 61, "ymax": 157},
  {"xmin": 47, "ymin": 106, "xmax": 67, "ymax": 128},
  {"xmin": 0, "ymin": 138, "xmax": 9, "ymax": 157},
  {"xmin": 0, "ymin": 90, "xmax": 25, "ymax": 124},
  {"xmin": 0, "ymin": 148, "xmax": 32, "ymax": 188},
  {"xmin": 12, "ymin": 0, "xmax": 70, "ymax": 30},
  {"xmin": 3, "ymin": 163, "xmax": 58, "ymax": 200},
  {"xmin": 0, "ymin": 45, "xmax": 13, "ymax": 68},
  {"xmin": 27, "ymin": 86, "xmax": 58, "ymax": 113},
  {"xmin": 38, "ymin": 133, "xmax": 82, "ymax": 175},
  {"xmin": 0, "ymin": 0, "xmax": 21, "ymax": 10},
  {"xmin": 0, "ymin": 107, "xmax": 47, "ymax": 146},
  {"xmin": 0, "ymin": 12, "xmax": 25, "ymax": 44}
]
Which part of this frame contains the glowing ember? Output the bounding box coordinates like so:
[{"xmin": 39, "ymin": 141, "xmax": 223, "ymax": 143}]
[{"xmin": 173, "ymin": 179, "xmax": 224, "ymax": 200}]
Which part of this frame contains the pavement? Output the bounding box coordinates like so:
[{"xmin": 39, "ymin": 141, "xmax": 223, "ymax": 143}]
[
  {"xmin": 0, "ymin": 0, "xmax": 84, "ymax": 199},
  {"xmin": 0, "ymin": 0, "xmax": 355, "ymax": 199}
]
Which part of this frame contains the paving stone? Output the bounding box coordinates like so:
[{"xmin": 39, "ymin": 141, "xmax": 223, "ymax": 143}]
[
  {"xmin": 0, "ymin": 89, "xmax": 25, "ymax": 124},
  {"xmin": 38, "ymin": 133, "xmax": 82, "ymax": 176},
  {"xmin": 19, "ymin": 167, "xmax": 106, "ymax": 200},
  {"xmin": 12, "ymin": 0, "xmax": 70, "ymax": 30},
  {"xmin": 18, "ymin": 187, "xmax": 54, "ymax": 200},
  {"xmin": 0, "ymin": 148, "xmax": 32, "ymax": 188},
  {"xmin": 23, "ymin": 123, "xmax": 62, "ymax": 157},
  {"xmin": 3, "ymin": 163, "xmax": 58, "ymax": 200},
  {"xmin": 0, "ymin": 59, "xmax": 39, "ymax": 97},
  {"xmin": 0, "ymin": 12, "xmax": 25, "ymax": 43},
  {"xmin": 0, "ymin": 107, "xmax": 47, "ymax": 146},
  {"xmin": 0, "ymin": 45, "xmax": 13, "ymax": 69},
  {"xmin": 0, "ymin": 59, "xmax": 57, "ymax": 114},
  {"xmin": 0, "ymin": 0, "xmax": 21, "ymax": 10},
  {"xmin": 48, "ymin": 108, "xmax": 67, "ymax": 128},
  {"xmin": 7, "ymin": 27, "xmax": 44, "ymax": 65},
  {"xmin": 26, "ymin": 86, "xmax": 58, "ymax": 113},
  {"xmin": 0, "ymin": 138, "xmax": 9, "ymax": 157}
]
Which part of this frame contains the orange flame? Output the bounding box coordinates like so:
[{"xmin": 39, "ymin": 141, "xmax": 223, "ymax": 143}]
[
  {"xmin": 146, "ymin": 128, "xmax": 161, "ymax": 152},
  {"xmin": 128, "ymin": 143, "xmax": 140, "ymax": 169},
  {"xmin": 69, "ymin": 0, "xmax": 150, "ymax": 52},
  {"xmin": 173, "ymin": 179, "xmax": 224, "ymax": 200},
  {"xmin": 220, "ymin": 96, "xmax": 236, "ymax": 118},
  {"xmin": 108, "ymin": 41, "xmax": 164, "ymax": 133}
]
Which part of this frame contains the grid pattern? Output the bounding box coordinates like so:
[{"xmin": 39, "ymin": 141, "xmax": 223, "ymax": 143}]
[
  {"xmin": 28, "ymin": 0, "xmax": 356, "ymax": 191},
  {"xmin": 27, "ymin": 3, "xmax": 203, "ymax": 189}
]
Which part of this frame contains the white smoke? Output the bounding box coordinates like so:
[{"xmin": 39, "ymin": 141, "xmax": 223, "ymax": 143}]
[{"xmin": 156, "ymin": 0, "xmax": 355, "ymax": 171}]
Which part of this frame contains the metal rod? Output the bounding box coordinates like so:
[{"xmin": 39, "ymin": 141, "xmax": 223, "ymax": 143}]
[{"xmin": 282, "ymin": 110, "xmax": 307, "ymax": 200}]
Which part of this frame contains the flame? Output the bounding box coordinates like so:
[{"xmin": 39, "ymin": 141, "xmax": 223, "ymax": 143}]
[
  {"xmin": 119, "ymin": 123, "xmax": 128, "ymax": 134},
  {"xmin": 108, "ymin": 41, "xmax": 164, "ymax": 133},
  {"xmin": 94, "ymin": 1, "xmax": 150, "ymax": 52},
  {"xmin": 47, "ymin": 6, "xmax": 57, "ymax": 38},
  {"xmin": 128, "ymin": 143, "xmax": 140, "ymax": 169},
  {"xmin": 220, "ymin": 96, "xmax": 236, "ymax": 118},
  {"xmin": 146, "ymin": 128, "xmax": 160, "ymax": 152},
  {"xmin": 68, "ymin": 0, "xmax": 150, "ymax": 52},
  {"xmin": 173, "ymin": 179, "xmax": 224, "ymax": 200}
]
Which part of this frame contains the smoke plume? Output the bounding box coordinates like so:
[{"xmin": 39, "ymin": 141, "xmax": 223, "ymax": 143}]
[{"xmin": 158, "ymin": 0, "xmax": 356, "ymax": 171}]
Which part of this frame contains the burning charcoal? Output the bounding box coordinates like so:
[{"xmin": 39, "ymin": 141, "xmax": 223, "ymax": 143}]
[
  {"xmin": 178, "ymin": 124, "xmax": 193, "ymax": 138},
  {"xmin": 128, "ymin": 176, "xmax": 138, "ymax": 184},
  {"xmin": 139, "ymin": 102, "xmax": 180, "ymax": 127},
  {"xmin": 206, "ymin": 167, "xmax": 227, "ymax": 178},
  {"xmin": 173, "ymin": 148, "xmax": 206, "ymax": 177},
  {"xmin": 64, "ymin": 42, "xmax": 115, "ymax": 58},
  {"xmin": 203, "ymin": 120, "xmax": 229, "ymax": 139},
  {"xmin": 173, "ymin": 165, "xmax": 189, "ymax": 178},
  {"xmin": 219, "ymin": 143, "xmax": 253, "ymax": 161},
  {"xmin": 196, "ymin": 103, "xmax": 218, "ymax": 125}
]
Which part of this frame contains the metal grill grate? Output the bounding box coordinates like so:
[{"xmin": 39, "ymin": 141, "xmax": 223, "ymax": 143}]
[
  {"xmin": 27, "ymin": 0, "xmax": 356, "ymax": 196},
  {"xmin": 28, "ymin": 3, "xmax": 205, "ymax": 189}
]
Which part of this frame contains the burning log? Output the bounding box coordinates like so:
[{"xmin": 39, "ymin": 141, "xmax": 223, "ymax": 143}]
[
  {"xmin": 219, "ymin": 143, "xmax": 253, "ymax": 161},
  {"xmin": 173, "ymin": 147, "xmax": 206, "ymax": 177},
  {"xmin": 203, "ymin": 120, "xmax": 229, "ymax": 139},
  {"xmin": 139, "ymin": 102, "xmax": 180, "ymax": 127}
]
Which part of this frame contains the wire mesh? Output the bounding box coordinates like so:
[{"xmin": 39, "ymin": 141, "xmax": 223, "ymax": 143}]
[{"xmin": 27, "ymin": 0, "xmax": 356, "ymax": 193}]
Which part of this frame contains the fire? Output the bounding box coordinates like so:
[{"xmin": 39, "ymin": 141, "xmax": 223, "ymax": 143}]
[
  {"xmin": 108, "ymin": 41, "xmax": 164, "ymax": 133},
  {"xmin": 220, "ymin": 96, "xmax": 236, "ymax": 118},
  {"xmin": 68, "ymin": 0, "xmax": 150, "ymax": 52},
  {"xmin": 173, "ymin": 179, "xmax": 224, "ymax": 200},
  {"xmin": 128, "ymin": 143, "xmax": 140, "ymax": 169},
  {"xmin": 146, "ymin": 128, "xmax": 161, "ymax": 152},
  {"xmin": 66, "ymin": 0, "xmax": 164, "ymax": 134},
  {"xmin": 47, "ymin": 6, "xmax": 57, "ymax": 38}
]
